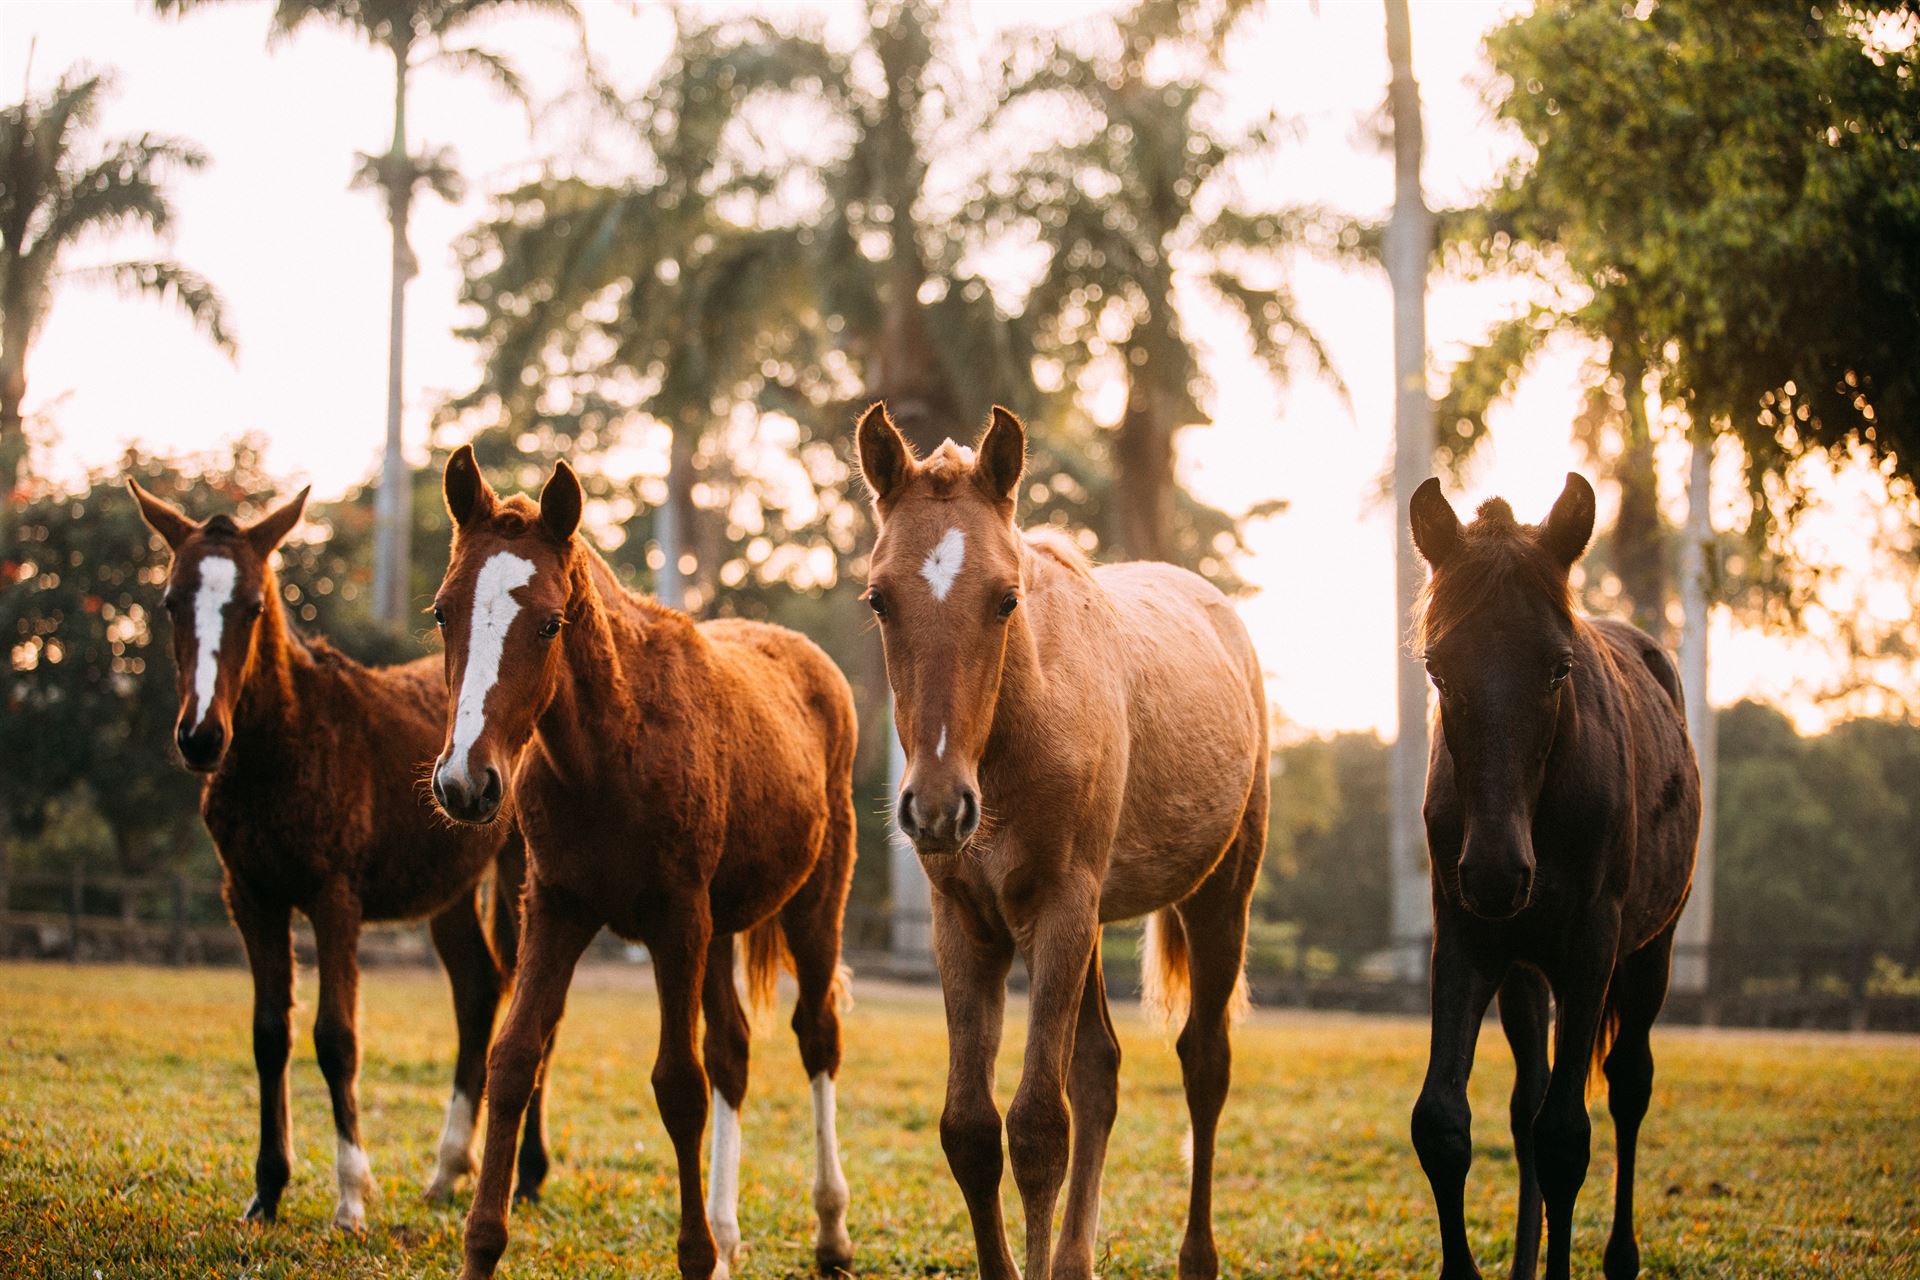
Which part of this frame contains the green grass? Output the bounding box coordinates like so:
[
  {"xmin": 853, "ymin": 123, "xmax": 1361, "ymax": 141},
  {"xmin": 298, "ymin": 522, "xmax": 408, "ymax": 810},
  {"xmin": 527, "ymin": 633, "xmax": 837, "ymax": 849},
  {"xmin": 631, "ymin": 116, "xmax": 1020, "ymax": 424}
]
[{"xmin": 1, "ymin": 961, "xmax": 1915, "ymax": 1278}]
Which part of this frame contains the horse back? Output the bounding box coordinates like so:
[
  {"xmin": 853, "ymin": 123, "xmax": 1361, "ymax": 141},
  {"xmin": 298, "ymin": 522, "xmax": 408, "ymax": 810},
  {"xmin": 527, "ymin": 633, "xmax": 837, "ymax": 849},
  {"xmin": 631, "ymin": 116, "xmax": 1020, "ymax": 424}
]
[{"xmin": 1584, "ymin": 617, "xmax": 1700, "ymax": 948}]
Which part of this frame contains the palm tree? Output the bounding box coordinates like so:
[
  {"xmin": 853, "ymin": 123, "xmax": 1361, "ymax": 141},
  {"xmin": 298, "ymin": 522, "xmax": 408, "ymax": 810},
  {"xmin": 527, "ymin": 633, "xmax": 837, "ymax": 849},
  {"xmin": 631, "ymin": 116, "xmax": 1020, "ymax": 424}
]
[
  {"xmin": 1383, "ymin": 0, "xmax": 1433, "ymax": 977},
  {"xmin": 0, "ymin": 66, "xmax": 231, "ymax": 557},
  {"xmin": 155, "ymin": 0, "xmax": 581, "ymax": 624},
  {"xmin": 987, "ymin": 0, "xmax": 1340, "ymax": 564}
]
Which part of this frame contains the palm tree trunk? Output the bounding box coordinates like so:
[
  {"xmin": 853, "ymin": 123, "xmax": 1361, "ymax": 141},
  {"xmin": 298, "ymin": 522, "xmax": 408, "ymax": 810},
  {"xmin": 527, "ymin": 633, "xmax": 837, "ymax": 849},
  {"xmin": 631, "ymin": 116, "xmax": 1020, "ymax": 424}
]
[
  {"xmin": 372, "ymin": 36, "xmax": 415, "ymax": 624},
  {"xmin": 1113, "ymin": 359, "xmax": 1176, "ymax": 562},
  {"xmin": 655, "ymin": 423, "xmax": 695, "ymax": 612},
  {"xmin": 1674, "ymin": 425, "xmax": 1716, "ymax": 994},
  {"xmin": 1385, "ymin": 0, "xmax": 1434, "ymax": 979}
]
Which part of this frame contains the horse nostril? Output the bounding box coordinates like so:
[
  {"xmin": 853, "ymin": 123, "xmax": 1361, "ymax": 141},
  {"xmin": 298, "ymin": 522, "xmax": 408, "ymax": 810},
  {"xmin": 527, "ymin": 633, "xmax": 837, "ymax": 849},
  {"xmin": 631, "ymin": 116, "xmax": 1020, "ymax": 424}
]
[
  {"xmin": 897, "ymin": 789, "xmax": 919, "ymax": 836},
  {"xmin": 175, "ymin": 723, "xmax": 192, "ymax": 751},
  {"xmin": 479, "ymin": 767, "xmax": 502, "ymax": 807},
  {"xmin": 956, "ymin": 788, "xmax": 980, "ymax": 838}
]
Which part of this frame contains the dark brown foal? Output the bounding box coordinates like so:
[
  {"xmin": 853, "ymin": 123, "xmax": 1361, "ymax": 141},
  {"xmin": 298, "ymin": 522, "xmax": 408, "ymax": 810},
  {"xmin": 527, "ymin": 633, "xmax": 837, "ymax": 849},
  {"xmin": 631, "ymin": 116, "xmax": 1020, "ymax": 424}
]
[
  {"xmin": 857, "ymin": 404, "xmax": 1269, "ymax": 1280},
  {"xmin": 427, "ymin": 448, "xmax": 857, "ymax": 1280},
  {"xmin": 1408, "ymin": 475, "xmax": 1699, "ymax": 1280},
  {"xmin": 131, "ymin": 481, "xmax": 557, "ymax": 1229}
]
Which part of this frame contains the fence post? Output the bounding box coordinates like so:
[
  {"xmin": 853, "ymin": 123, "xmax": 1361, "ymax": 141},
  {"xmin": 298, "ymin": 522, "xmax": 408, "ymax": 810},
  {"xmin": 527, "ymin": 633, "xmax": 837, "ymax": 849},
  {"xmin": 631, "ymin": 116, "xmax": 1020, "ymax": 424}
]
[
  {"xmin": 69, "ymin": 862, "xmax": 84, "ymax": 963},
  {"xmin": 172, "ymin": 875, "xmax": 190, "ymax": 967}
]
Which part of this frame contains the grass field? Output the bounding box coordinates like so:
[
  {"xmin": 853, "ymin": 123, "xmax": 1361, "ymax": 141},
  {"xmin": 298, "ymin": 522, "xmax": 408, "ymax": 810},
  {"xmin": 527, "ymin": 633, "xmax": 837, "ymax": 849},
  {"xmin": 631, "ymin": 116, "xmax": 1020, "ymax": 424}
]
[{"xmin": 1, "ymin": 961, "xmax": 1915, "ymax": 1278}]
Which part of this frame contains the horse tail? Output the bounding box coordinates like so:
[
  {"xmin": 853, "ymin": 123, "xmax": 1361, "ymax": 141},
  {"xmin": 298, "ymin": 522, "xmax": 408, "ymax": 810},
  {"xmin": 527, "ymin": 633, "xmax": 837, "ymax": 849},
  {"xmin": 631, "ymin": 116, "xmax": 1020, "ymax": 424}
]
[
  {"xmin": 1589, "ymin": 982, "xmax": 1624, "ymax": 1101},
  {"xmin": 1141, "ymin": 907, "xmax": 1191, "ymax": 1032},
  {"xmin": 743, "ymin": 914, "xmax": 792, "ymax": 1028}
]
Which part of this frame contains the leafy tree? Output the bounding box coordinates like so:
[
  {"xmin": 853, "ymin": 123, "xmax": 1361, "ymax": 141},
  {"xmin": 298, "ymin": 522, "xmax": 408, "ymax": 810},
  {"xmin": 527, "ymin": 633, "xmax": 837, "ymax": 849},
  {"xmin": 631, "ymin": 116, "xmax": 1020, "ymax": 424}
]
[
  {"xmin": 155, "ymin": 0, "xmax": 583, "ymax": 625},
  {"xmin": 0, "ymin": 68, "xmax": 231, "ymax": 561},
  {"xmin": 1260, "ymin": 733, "xmax": 1391, "ymax": 954}
]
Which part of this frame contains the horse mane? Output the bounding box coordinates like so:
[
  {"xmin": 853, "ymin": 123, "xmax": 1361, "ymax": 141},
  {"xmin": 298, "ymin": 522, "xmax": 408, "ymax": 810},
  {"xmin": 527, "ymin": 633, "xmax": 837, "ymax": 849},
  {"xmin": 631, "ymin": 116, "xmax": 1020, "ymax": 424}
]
[
  {"xmin": 1414, "ymin": 497, "xmax": 1574, "ymax": 653},
  {"xmin": 1022, "ymin": 527, "xmax": 1094, "ymax": 580}
]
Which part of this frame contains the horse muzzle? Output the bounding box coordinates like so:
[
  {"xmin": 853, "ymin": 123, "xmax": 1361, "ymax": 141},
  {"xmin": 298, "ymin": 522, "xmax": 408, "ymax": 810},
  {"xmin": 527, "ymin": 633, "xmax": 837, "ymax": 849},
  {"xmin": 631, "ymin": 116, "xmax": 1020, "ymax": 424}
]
[
  {"xmin": 897, "ymin": 777, "xmax": 981, "ymax": 853},
  {"xmin": 175, "ymin": 719, "xmax": 227, "ymax": 772},
  {"xmin": 433, "ymin": 760, "xmax": 504, "ymax": 825},
  {"xmin": 1456, "ymin": 832, "xmax": 1536, "ymax": 921}
]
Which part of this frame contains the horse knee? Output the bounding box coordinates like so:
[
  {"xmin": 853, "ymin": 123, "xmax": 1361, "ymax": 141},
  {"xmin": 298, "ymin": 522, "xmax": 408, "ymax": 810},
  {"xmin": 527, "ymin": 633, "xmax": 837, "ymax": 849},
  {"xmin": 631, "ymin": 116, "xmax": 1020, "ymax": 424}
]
[
  {"xmin": 1533, "ymin": 1107, "xmax": 1591, "ymax": 1202},
  {"xmin": 1605, "ymin": 1051, "xmax": 1653, "ymax": 1127},
  {"xmin": 939, "ymin": 1100, "xmax": 1004, "ymax": 1191},
  {"xmin": 313, "ymin": 1016, "xmax": 357, "ymax": 1086},
  {"xmin": 488, "ymin": 1034, "xmax": 544, "ymax": 1111},
  {"xmin": 1411, "ymin": 1090, "xmax": 1472, "ymax": 1183},
  {"xmin": 650, "ymin": 1055, "xmax": 708, "ymax": 1140},
  {"xmin": 1005, "ymin": 1088, "xmax": 1070, "ymax": 1193},
  {"xmin": 252, "ymin": 1010, "xmax": 292, "ymax": 1073},
  {"xmin": 791, "ymin": 1001, "xmax": 843, "ymax": 1081}
]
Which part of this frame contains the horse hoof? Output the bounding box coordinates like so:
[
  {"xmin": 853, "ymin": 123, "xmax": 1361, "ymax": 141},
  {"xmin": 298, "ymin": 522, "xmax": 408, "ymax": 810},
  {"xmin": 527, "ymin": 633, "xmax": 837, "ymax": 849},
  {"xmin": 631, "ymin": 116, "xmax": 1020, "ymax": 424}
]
[
  {"xmin": 511, "ymin": 1184, "xmax": 541, "ymax": 1206},
  {"xmin": 331, "ymin": 1201, "xmax": 367, "ymax": 1233},
  {"xmin": 240, "ymin": 1196, "xmax": 277, "ymax": 1225},
  {"xmin": 424, "ymin": 1177, "xmax": 456, "ymax": 1205},
  {"xmin": 814, "ymin": 1241, "xmax": 854, "ymax": 1276}
]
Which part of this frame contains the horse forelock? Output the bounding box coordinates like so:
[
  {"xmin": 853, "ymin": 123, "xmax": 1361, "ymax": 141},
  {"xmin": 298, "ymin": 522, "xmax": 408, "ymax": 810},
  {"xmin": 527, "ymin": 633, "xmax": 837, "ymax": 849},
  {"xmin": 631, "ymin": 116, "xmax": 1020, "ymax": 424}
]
[{"xmin": 1416, "ymin": 511, "xmax": 1572, "ymax": 653}]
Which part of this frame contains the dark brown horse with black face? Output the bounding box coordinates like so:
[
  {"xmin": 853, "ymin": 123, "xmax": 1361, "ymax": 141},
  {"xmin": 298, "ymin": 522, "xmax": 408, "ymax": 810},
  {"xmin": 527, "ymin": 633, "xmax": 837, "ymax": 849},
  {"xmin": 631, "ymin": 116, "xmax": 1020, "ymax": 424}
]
[
  {"xmin": 1408, "ymin": 474, "xmax": 1699, "ymax": 1280},
  {"xmin": 857, "ymin": 403, "xmax": 1268, "ymax": 1280},
  {"xmin": 129, "ymin": 481, "xmax": 557, "ymax": 1230},
  {"xmin": 427, "ymin": 447, "xmax": 857, "ymax": 1280}
]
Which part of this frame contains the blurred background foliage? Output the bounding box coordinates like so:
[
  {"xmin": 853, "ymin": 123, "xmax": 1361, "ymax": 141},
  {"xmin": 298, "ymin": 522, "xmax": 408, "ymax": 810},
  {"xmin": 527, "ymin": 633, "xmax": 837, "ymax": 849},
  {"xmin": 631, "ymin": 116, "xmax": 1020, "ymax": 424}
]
[{"xmin": 4, "ymin": 0, "xmax": 1920, "ymax": 965}]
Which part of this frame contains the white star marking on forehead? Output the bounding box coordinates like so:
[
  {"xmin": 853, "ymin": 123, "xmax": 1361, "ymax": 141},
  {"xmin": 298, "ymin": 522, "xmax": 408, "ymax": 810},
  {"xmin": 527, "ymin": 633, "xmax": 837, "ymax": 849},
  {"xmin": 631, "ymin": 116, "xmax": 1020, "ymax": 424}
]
[{"xmin": 920, "ymin": 527, "xmax": 966, "ymax": 602}]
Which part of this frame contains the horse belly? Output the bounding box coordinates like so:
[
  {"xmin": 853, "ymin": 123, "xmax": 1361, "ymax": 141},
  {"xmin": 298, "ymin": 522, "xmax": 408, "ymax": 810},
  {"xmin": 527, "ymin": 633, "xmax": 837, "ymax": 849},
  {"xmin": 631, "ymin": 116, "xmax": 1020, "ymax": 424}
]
[{"xmin": 1099, "ymin": 654, "xmax": 1262, "ymax": 922}]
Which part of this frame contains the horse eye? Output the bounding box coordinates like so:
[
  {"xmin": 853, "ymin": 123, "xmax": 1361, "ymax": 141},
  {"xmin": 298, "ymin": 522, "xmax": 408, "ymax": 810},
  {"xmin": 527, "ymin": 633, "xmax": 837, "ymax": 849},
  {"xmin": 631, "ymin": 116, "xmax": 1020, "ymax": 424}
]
[
  {"xmin": 865, "ymin": 590, "xmax": 888, "ymax": 620},
  {"xmin": 432, "ymin": 605, "xmax": 447, "ymax": 628},
  {"xmin": 1425, "ymin": 661, "xmax": 1449, "ymax": 695},
  {"xmin": 246, "ymin": 600, "xmax": 265, "ymax": 620},
  {"xmin": 997, "ymin": 591, "xmax": 1020, "ymax": 619},
  {"xmin": 1550, "ymin": 658, "xmax": 1574, "ymax": 689},
  {"xmin": 539, "ymin": 616, "xmax": 564, "ymax": 640}
]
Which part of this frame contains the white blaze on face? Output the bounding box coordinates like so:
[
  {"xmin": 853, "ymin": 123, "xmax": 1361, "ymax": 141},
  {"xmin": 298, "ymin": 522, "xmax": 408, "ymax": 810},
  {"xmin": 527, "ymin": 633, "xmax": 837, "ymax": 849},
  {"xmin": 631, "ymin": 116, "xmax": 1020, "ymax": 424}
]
[
  {"xmin": 919, "ymin": 527, "xmax": 966, "ymax": 602},
  {"xmin": 333, "ymin": 1135, "xmax": 373, "ymax": 1232},
  {"xmin": 425, "ymin": 1088, "xmax": 477, "ymax": 1201},
  {"xmin": 448, "ymin": 551, "xmax": 538, "ymax": 783},
  {"xmin": 706, "ymin": 1090, "xmax": 743, "ymax": 1269},
  {"xmin": 188, "ymin": 556, "xmax": 237, "ymax": 728},
  {"xmin": 935, "ymin": 725, "xmax": 947, "ymax": 760},
  {"xmin": 811, "ymin": 1072, "xmax": 851, "ymax": 1263}
]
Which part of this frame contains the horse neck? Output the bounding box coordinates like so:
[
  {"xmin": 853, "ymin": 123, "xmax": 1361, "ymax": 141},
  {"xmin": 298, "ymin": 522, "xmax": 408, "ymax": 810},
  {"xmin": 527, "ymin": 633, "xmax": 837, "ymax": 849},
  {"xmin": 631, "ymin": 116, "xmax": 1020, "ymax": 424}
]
[{"xmin": 536, "ymin": 543, "xmax": 692, "ymax": 774}]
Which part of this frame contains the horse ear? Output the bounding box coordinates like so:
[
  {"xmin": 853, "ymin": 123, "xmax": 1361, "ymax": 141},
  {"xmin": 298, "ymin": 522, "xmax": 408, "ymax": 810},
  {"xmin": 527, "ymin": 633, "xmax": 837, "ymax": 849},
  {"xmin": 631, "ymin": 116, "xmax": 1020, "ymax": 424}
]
[
  {"xmin": 1409, "ymin": 477, "xmax": 1462, "ymax": 568},
  {"xmin": 540, "ymin": 460, "xmax": 583, "ymax": 542},
  {"xmin": 1541, "ymin": 471, "xmax": 1596, "ymax": 569},
  {"xmin": 975, "ymin": 406, "xmax": 1026, "ymax": 507},
  {"xmin": 856, "ymin": 402, "xmax": 911, "ymax": 504},
  {"xmin": 246, "ymin": 486, "xmax": 309, "ymax": 555},
  {"xmin": 444, "ymin": 445, "xmax": 495, "ymax": 528},
  {"xmin": 128, "ymin": 478, "xmax": 197, "ymax": 549}
]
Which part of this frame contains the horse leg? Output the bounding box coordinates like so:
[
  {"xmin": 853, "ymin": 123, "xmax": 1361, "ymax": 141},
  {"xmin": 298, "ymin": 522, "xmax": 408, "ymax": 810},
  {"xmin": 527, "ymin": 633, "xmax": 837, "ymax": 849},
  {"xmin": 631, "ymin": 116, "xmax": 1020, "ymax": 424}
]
[
  {"xmin": 1007, "ymin": 896, "xmax": 1098, "ymax": 1280},
  {"xmin": 1050, "ymin": 931, "xmax": 1120, "ymax": 1280},
  {"xmin": 781, "ymin": 838, "xmax": 855, "ymax": 1275},
  {"xmin": 230, "ymin": 883, "xmax": 294, "ymax": 1224},
  {"xmin": 644, "ymin": 902, "xmax": 728, "ymax": 1280},
  {"xmin": 932, "ymin": 890, "xmax": 1019, "ymax": 1280},
  {"xmin": 1602, "ymin": 926, "xmax": 1674, "ymax": 1280},
  {"xmin": 426, "ymin": 889, "xmax": 501, "ymax": 1203},
  {"xmin": 1497, "ymin": 964, "xmax": 1551, "ymax": 1280},
  {"xmin": 1171, "ymin": 802, "xmax": 1263, "ymax": 1280},
  {"xmin": 1414, "ymin": 921, "xmax": 1504, "ymax": 1280},
  {"xmin": 308, "ymin": 888, "xmax": 372, "ymax": 1232},
  {"xmin": 701, "ymin": 933, "xmax": 751, "ymax": 1274},
  {"xmin": 459, "ymin": 887, "xmax": 597, "ymax": 1280},
  {"xmin": 485, "ymin": 834, "xmax": 558, "ymax": 1203},
  {"xmin": 1535, "ymin": 912, "xmax": 1622, "ymax": 1280}
]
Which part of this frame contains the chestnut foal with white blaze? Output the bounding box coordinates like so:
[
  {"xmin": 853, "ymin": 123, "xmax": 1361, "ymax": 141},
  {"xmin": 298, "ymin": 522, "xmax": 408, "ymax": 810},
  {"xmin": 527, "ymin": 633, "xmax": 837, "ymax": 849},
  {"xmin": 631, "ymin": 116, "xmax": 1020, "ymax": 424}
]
[
  {"xmin": 857, "ymin": 404, "xmax": 1269, "ymax": 1280},
  {"xmin": 129, "ymin": 482, "xmax": 557, "ymax": 1230},
  {"xmin": 428, "ymin": 448, "xmax": 857, "ymax": 1280}
]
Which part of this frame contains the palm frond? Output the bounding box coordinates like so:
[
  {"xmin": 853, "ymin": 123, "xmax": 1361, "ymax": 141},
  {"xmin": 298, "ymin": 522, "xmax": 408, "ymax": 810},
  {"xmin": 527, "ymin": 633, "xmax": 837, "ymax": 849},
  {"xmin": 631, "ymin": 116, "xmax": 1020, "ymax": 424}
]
[
  {"xmin": 1206, "ymin": 268, "xmax": 1351, "ymax": 410},
  {"xmin": 1433, "ymin": 306, "xmax": 1559, "ymax": 476},
  {"xmin": 64, "ymin": 259, "xmax": 236, "ymax": 354}
]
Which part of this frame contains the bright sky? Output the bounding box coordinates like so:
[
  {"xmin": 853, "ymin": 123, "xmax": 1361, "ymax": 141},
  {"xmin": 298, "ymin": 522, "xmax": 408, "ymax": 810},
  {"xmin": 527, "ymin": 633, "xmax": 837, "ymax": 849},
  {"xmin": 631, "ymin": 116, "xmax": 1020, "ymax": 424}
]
[{"xmin": 2, "ymin": 0, "xmax": 1903, "ymax": 737}]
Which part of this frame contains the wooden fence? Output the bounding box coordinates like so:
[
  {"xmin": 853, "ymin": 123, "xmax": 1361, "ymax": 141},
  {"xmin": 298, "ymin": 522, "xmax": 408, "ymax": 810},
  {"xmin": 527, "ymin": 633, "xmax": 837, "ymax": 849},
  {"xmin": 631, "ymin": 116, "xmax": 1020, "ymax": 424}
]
[{"xmin": 5, "ymin": 871, "xmax": 1916, "ymax": 1032}]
